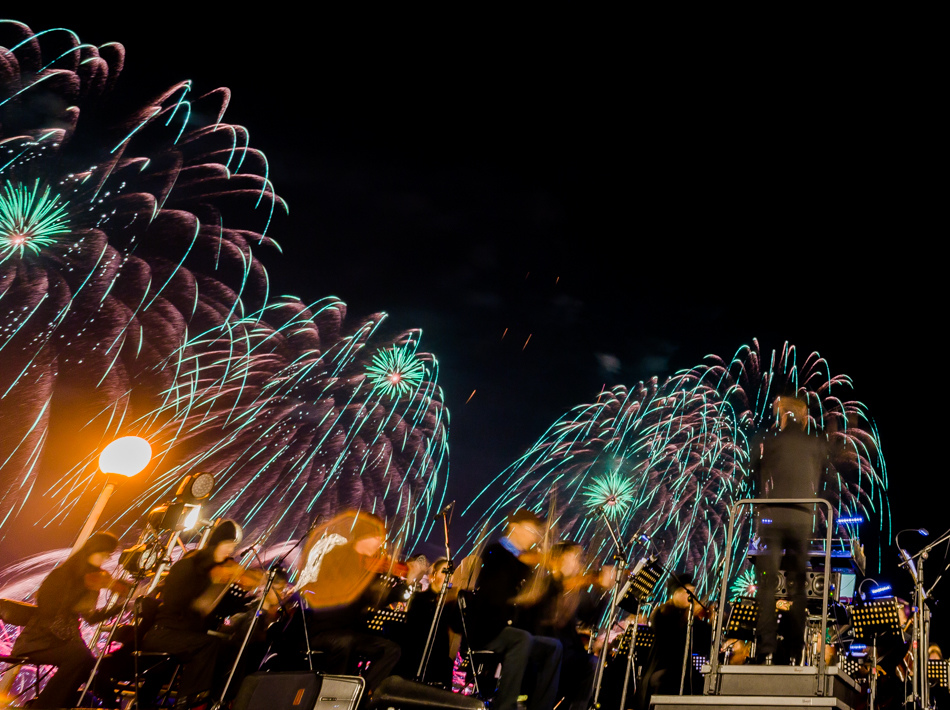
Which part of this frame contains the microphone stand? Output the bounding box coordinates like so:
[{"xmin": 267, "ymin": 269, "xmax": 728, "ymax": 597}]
[
  {"xmin": 215, "ymin": 518, "xmax": 319, "ymax": 709},
  {"xmin": 590, "ymin": 507, "xmax": 631, "ymax": 709},
  {"xmin": 899, "ymin": 526, "xmax": 950, "ymax": 709},
  {"xmin": 417, "ymin": 504, "xmax": 455, "ymax": 682}
]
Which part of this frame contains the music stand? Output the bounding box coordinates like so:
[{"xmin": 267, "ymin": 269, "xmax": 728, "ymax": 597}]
[
  {"xmin": 928, "ymin": 659, "xmax": 949, "ymax": 689},
  {"xmin": 618, "ymin": 558, "xmax": 664, "ymax": 709},
  {"xmin": 850, "ymin": 597, "xmax": 902, "ymax": 710},
  {"xmin": 724, "ymin": 598, "xmax": 758, "ymax": 641}
]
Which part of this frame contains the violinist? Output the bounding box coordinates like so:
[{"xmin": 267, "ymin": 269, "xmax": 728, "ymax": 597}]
[
  {"xmin": 299, "ymin": 512, "xmax": 401, "ymax": 695},
  {"xmin": 635, "ymin": 573, "xmax": 709, "ymax": 710},
  {"xmin": 142, "ymin": 519, "xmax": 245, "ymax": 709},
  {"xmin": 466, "ymin": 508, "xmax": 563, "ymax": 710},
  {"xmin": 11, "ymin": 531, "xmax": 122, "ymax": 709},
  {"xmin": 538, "ymin": 541, "xmax": 605, "ymax": 710},
  {"xmin": 395, "ymin": 558, "xmax": 455, "ymax": 685}
]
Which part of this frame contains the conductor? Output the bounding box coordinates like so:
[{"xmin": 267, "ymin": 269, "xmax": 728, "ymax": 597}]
[{"xmin": 751, "ymin": 395, "xmax": 828, "ymax": 665}]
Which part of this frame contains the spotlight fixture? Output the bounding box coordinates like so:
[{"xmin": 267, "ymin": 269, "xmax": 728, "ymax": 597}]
[
  {"xmin": 174, "ymin": 472, "xmax": 215, "ymax": 503},
  {"xmin": 146, "ymin": 501, "xmax": 203, "ymax": 531}
]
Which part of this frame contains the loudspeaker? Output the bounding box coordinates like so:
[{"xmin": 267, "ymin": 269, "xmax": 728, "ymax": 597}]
[
  {"xmin": 369, "ymin": 675, "xmax": 486, "ymax": 709},
  {"xmin": 234, "ymin": 672, "xmax": 363, "ymax": 710},
  {"xmin": 806, "ymin": 571, "xmax": 841, "ymax": 600}
]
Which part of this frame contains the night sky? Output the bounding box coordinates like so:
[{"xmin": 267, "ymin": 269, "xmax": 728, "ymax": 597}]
[{"xmin": 6, "ymin": 12, "xmax": 943, "ymax": 632}]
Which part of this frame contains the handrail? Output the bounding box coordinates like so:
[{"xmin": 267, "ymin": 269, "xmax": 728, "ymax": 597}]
[{"xmin": 708, "ymin": 497, "xmax": 834, "ymax": 696}]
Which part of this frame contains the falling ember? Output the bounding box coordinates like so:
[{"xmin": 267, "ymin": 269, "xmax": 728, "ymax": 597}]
[
  {"xmin": 466, "ymin": 389, "xmax": 477, "ymax": 404},
  {"xmin": 502, "ymin": 328, "xmax": 508, "ymax": 340},
  {"xmin": 523, "ymin": 334, "xmax": 532, "ymax": 350},
  {"xmin": 555, "ymin": 276, "xmax": 559, "ymax": 285},
  {"xmin": 525, "ymin": 272, "xmax": 530, "ymax": 280}
]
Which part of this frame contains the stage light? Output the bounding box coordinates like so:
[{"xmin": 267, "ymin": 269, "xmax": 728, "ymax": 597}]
[
  {"xmin": 147, "ymin": 502, "xmax": 203, "ymax": 532},
  {"xmin": 99, "ymin": 436, "xmax": 152, "ymax": 478},
  {"xmin": 174, "ymin": 472, "xmax": 215, "ymax": 503},
  {"xmin": 837, "ymin": 516, "xmax": 863, "ymax": 525},
  {"xmin": 871, "ymin": 584, "xmax": 892, "ymax": 596}
]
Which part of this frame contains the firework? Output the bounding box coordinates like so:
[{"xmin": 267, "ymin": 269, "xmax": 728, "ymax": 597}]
[
  {"xmin": 45, "ymin": 297, "xmax": 448, "ymax": 549},
  {"xmin": 465, "ymin": 340, "xmax": 888, "ymax": 600},
  {"xmin": 0, "ymin": 22, "xmax": 286, "ymax": 531}
]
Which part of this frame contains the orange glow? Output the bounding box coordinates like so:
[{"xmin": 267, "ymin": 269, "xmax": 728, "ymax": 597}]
[{"xmin": 99, "ymin": 436, "xmax": 152, "ymax": 477}]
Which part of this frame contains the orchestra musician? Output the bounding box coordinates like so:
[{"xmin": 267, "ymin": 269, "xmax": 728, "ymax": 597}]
[
  {"xmin": 395, "ymin": 557, "xmax": 455, "ymax": 685},
  {"xmin": 299, "ymin": 512, "xmax": 401, "ymax": 696},
  {"xmin": 635, "ymin": 573, "xmax": 709, "ymax": 710},
  {"xmin": 465, "ymin": 508, "xmax": 563, "ymax": 710},
  {"xmin": 537, "ymin": 541, "xmax": 606, "ymax": 710},
  {"xmin": 142, "ymin": 519, "xmax": 247, "ymax": 709},
  {"xmin": 10, "ymin": 532, "xmax": 123, "ymax": 709}
]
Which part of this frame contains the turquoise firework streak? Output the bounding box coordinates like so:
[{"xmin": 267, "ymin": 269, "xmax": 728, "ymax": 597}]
[
  {"xmin": 366, "ymin": 343, "xmax": 427, "ymax": 398},
  {"xmin": 0, "ymin": 180, "xmax": 70, "ymax": 261},
  {"xmin": 465, "ymin": 340, "xmax": 889, "ymax": 601}
]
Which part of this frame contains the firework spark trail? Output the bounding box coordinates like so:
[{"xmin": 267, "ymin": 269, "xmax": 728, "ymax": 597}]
[
  {"xmin": 0, "ymin": 22, "xmax": 286, "ymax": 532},
  {"xmin": 465, "ymin": 340, "xmax": 888, "ymax": 600},
  {"xmin": 44, "ymin": 297, "xmax": 449, "ymax": 550}
]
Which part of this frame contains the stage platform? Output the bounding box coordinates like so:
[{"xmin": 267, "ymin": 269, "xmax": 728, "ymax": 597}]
[
  {"xmin": 652, "ymin": 665, "xmax": 862, "ymax": 710},
  {"xmin": 651, "ymin": 696, "xmax": 853, "ymax": 709}
]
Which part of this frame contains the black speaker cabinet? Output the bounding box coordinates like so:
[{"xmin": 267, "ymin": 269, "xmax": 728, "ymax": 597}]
[
  {"xmin": 806, "ymin": 571, "xmax": 841, "ymax": 600},
  {"xmin": 234, "ymin": 672, "xmax": 364, "ymax": 710},
  {"xmin": 369, "ymin": 675, "xmax": 486, "ymax": 709}
]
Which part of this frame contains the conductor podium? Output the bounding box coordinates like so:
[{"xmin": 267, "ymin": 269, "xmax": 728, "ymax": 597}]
[{"xmin": 650, "ymin": 498, "xmax": 863, "ymax": 710}]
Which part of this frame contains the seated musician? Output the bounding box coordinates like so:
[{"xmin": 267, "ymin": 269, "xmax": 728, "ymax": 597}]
[
  {"xmin": 142, "ymin": 519, "xmax": 245, "ymax": 709},
  {"xmin": 537, "ymin": 541, "xmax": 606, "ymax": 710},
  {"xmin": 395, "ymin": 557, "xmax": 456, "ymax": 685},
  {"xmin": 466, "ymin": 508, "xmax": 563, "ymax": 710},
  {"xmin": 297, "ymin": 512, "xmax": 401, "ymax": 695},
  {"xmin": 636, "ymin": 573, "xmax": 709, "ymax": 710},
  {"xmin": 11, "ymin": 532, "xmax": 122, "ymax": 709}
]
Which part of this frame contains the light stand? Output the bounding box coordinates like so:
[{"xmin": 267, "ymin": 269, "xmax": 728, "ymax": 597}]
[{"xmin": 417, "ymin": 501, "xmax": 455, "ymax": 682}]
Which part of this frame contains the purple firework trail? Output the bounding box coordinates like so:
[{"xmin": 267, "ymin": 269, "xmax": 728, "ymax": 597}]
[{"xmin": 0, "ymin": 21, "xmax": 286, "ymax": 532}]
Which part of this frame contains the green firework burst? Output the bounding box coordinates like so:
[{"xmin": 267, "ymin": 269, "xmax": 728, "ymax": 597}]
[
  {"xmin": 582, "ymin": 468, "xmax": 636, "ymax": 519},
  {"xmin": 0, "ymin": 180, "xmax": 71, "ymax": 260},
  {"xmin": 366, "ymin": 343, "xmax": 426, "ymax": 398},
  {"xmin": 729, "ymin": 568, "xmax": 758, "ymax": 600}
]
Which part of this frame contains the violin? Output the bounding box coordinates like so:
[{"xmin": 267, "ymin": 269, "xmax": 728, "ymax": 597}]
[
  {"xmin": 361, "ymin": 552, "xmax": 409, "ymax": 578},
  {"xmin": 84, "ymin": 570, "xmax": 134, "ymax": 597},
  {"xmin": 209, "ymin": 559, "xmax": 265, "ymax": 592}
]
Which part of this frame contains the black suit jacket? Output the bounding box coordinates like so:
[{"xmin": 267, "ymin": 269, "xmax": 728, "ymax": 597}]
[{"xmin": 467, "ymin": 542, "xmax": 531, "ymax": 647}]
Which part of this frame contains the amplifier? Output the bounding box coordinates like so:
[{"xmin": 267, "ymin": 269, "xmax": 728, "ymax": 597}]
[{"xmin": 234, "ymin": 672, "xmax": 363, "ymax": 710}]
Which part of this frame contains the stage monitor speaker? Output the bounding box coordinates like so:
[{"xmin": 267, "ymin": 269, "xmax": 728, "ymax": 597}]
[
  {"xmin": 806, "ymin": 571, "xmax": 841, "ymax": 600},
  {"xmin": 369, "ymin": 675, "xmax": 486, "ymax": 709},
  {"xmin": 234, "ymin": 672, "xmax": 363, "ymax": 710}
]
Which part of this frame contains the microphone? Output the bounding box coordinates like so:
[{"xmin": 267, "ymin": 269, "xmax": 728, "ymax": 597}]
[
  {"xmin": 629, "ymin": 526, "xmax": 650, "ymax": 547},
  {"xmin": 433, "ymin": 501, "xmax": 455, "ymax": 520}
]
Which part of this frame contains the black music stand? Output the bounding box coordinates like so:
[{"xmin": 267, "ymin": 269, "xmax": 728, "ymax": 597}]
[
  {"xmin": 724, "ymin": 597, "xmax": 758, "ymax": 641},
  {"xmin": 850, "ymin": 597, "xmax": 901, "ymax": 710},
  {"xmin": 617, "ymin": 558, "xmax": 664, "ymax": 709},
  {"xmin": 928, "ymin": 659, "xmax": 949, "ymax": 689}
]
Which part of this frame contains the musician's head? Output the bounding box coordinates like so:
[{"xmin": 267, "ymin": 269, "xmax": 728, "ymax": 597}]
[
  {"xmin": 930, "ymin": 644, "xmax": 943, "ymax": 660},
  {"xmin": 406, "ymin": 554, "xmax": 429, "ymax": 583},
  {"xmin": 668, "ymin": 572, "xmax": 696, "ymax": 610},
  {"xmin": 428, "ymin": 558, "xmax": 449, "ymax": 592},
  {"xmin": 79, "ymin": 531, "xmax": 119, "ymax": 567},
  {"xmin": 207, "ymin": 519, "xmax": 243, "ymax": 562},
  {"xmin": 774, "ymin": 395, "xmax": 808, "ymax": 431},
  {"xmin": 552, "ymin": 541, "xmax": 584, "ymax": 578},
  {"xmin": 505, "ymin": 508, "xmax": 545, "ymax": 551}
]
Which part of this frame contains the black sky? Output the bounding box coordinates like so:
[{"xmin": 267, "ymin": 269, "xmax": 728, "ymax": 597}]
[{"xmin": 6, "ymin": 12, "xmax": 944, "ymax": 625}]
